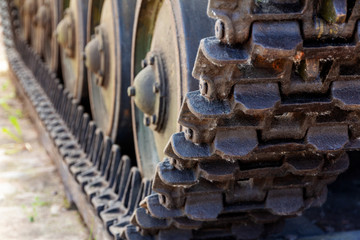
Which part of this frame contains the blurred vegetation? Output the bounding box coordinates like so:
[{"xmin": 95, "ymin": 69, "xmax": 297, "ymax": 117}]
[{"xmin": 0, "ymin": 79, "xmax": 31, "ymax": 154}]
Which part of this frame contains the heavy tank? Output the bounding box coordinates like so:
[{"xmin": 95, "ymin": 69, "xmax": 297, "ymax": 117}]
[{"xmin": 2, "ymin": 0, "xmax": 360, "ymax": 239}]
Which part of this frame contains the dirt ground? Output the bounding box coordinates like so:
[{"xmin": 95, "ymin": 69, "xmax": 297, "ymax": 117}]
[{"xmin": 0, "ymin": 28, "xmax": 89, "ymax": 239}]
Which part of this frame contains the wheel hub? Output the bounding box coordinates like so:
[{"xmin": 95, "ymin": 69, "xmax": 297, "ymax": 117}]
[
  {"xmin": 129, "ymin": 53, "xmax": 166, "ymax": 132},
  {"xmin": 24, "ymin": 0, "xmax": 36, "ymax": 16},
  {"xmin": 56, "ymin": 9, "xmax": 75, "ymax": 58},
  {"xmin": 84, "ymin": 26, "xmax": 106, "ymax": 86},
  {"xmin": 35, "ymin": 3, "xmax": 50, "ymax": 28},
  {"xmin": 22, "ymin": 0, "xmax": 37, "ymax": 42}
]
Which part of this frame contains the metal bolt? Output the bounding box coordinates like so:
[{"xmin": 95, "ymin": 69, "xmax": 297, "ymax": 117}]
[
  {"xmin": 127, "ymin": 86, "xmax": 136, "ymax": 97},
  {"xmin": 13, "ymin": 20, "xmax": 20, "ymax": 28},
  {"xmin": 151, "ymin": 115, "xmax": 157, "ymax": 124},
  {"xmin": 82, "ymin": 51, "xmax": 86, "ymax": 61},
  {"xmin": 215, "ymin": 20, "xmax": 225, "ymax": 40},
  {"xmin": 98, "ymin": 70, "xmax": 104, "ymax": 78},
  {"xmin": 149, "ymin": 56, "xmax": 155, "ymax": 65},
  {"xmin": 159, "ymin": 194, "xmax": 166, "ymax": 205},
  {"xmin": 11, "ymin": 10, "xmax": 17, "ymax": 17},
  {"xmin": 153, "ymin": 82, "xmax": 160, "ymax": 93},
  {"xmin": 185, "ymin": 128, "xmax": 193, "ymax": 140},
  {"xmin": 144, "ymin": 116, "xmax": 151, "ymax": 126},
  {"xmin": 200, "ymin": 80, "xmax": 208, "ymax": 95},
  {"xmin": 141, "ymin": 59, "xmax": 147, "ymax": 68}
]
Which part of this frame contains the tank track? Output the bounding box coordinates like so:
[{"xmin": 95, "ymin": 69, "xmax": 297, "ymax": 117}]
[
  {"xmin": 129, "ymin": 0, "xmax": 360, "ymax": 239},
  {"xmin": 2, "ymin": 0, "xmax": 360, "ymax": 240},
  {"xmin": 0, "ymin": 2, "xmax": 152, "ymax": 239}
]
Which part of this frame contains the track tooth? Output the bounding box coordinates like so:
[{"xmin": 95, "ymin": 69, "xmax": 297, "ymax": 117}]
[
  {"xmin": 285, "ymin": 154, "xmax": 324, "ymax": 175},
  {"xmin": 91, "ymin": 188, "xmax": 117, "ymax": 214},
  {"xmin": 54, "ymin": 83, "xmax": 63, "ymax": 111},
  {"xmin": 133, "ymin": 207, "xmax": 170, "ymax": 230},
  {"xmin": 234, "ymin": 83, "xmax": 280, "ymax": 113},
  {"xmin": 157, "ymin": 159, "xmax": 197, "ymax": 186},
  {"xmin": 332, "ymin": 80, "xmax": 360, "ymax": 109},
  {"xmin": 170, "ymin": 217, "xmax": 202, "ymax": 230},
  {"xmin": 100, "ymin": 202, "xmax": 126, "ymax": 230},
  {"xmin": 98, "ymin": 137, "xmax": 113, "ymax": 174},
  {"xmin": 50, "ymin": 125, "xmax": 66, "ymax": 138},
  {"xmin": 69, "ymin": 156, "xmax": 93, "ymax": 177},
  {"xmin": 106, "ymin": 145, "xmax": 122, "ymax": 188},
  {"xmin": 43, "ymin": 114, "xmax": 59, "ymax": 129},
  {"xmin": 84, "ymin": 177, "xmax": 107, "ymax": 200},
  {"xmin": 306, "ymin": 125, "xmax": 349, "ymax": 151},
  {"xmin": 146, "ymin": 194, "xmax": 183, "ymax": 219},
  {"xmin": 61, "ymin": 91, "xmax": 70, "ymax": 117},
  {"xmin": 115, "ymin": 156, "xmax": 132, "ymax": 200},
  {"xmin": 164, "ymin": 139, "xmax": 196, "ymax": 170},
  {"xmin": 84, "ymin": 140, "xmax": 115, "ymax": 199},
  {"xmin": 54, "ymin": 84, "xmax": 64, "ymax": 111},
  {"xmin": 171, "ymin": 132, "xmax": 211, "ymax": 160},
  {"xmin": 64, "ymin": 152, "xmax": 83, "ymax": 166},
  {"xmin": 152, "ymin": 173, "xmax": 185, "ymax": 209},
  {"xmin": 89, "ymin": 128, "xmax": 104, "ymax": 163},
  {"xmin": 76, "ymin": 166, "xmax": 100, "ymax": 188},
  {"xmin": 214, "ymin": 128, "xmax": 258, "ymax": 159},
  {"xmin": 49, "ymin": 78, "xmax": 59, "ymax": 103},
  {"xmin": 79, "ymin": 113, "xmax": 90, "ymax": 147},
  {"xmin": 85, "ymin": 122, "xmax": 98, "ymax": 156},
  {"xmin": 100, "ymin": 167, "xmax": 141, "ymax": 228},
  {"xmin": 122, "ymin": 225, "xmax": 153, "ymax": 240},
  {"xmin": 184, "ymin": 181, "xmax": 223, "ymax": 221},
  {"xmin": 64, "ymin": 93, "xmax": 73, "ymax": 125},
  {"xmin": 185, "ymin": 90, "xmax": 232, "ymax": 117},
  {"xmin": 113, "ymin": 183, "xmax": 153, "ymax": 236},
  {"xmin": 59, "ymin": 140, "xmax": 77, "ymax": 157},
  {"xmin": 123, "ymin": 168, "xmax": 142, "ymax": 212},
  {"xmin": 77, "ymin": 133, "xmax": 107, "ymax": 186},
  {"xmin": 226, "ymin": 179, "xmax": 266, "ymax": 204},
  {"xmin": 135, "ymin": 179, "xmax": 153, "ymax": 210},
  {"xmin": 251, "ymin": 21, "xmax": 303, "ymax": 58},
  {"xmin": 73, "ymin": 106, "xmax": 84, "ymax": 139},
  {"xmin": 265, "ymin": 188, "xmax": 304, "ymax": 216},
  {"xmin": 69, "ymin": 99, "xmax": 79, "ymax": 133},
  {"xmin": 192, "ymin": 37, "xmax": 248, "ymax": 68},
  {"xmin": 198, "ymin": 160, "xmax": 238, "ymax": 182}
]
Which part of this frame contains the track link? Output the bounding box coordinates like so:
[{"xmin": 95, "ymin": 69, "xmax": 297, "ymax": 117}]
[{"xmin": 129, "ymin": 1, "xmax": 360, "ymax": 239}]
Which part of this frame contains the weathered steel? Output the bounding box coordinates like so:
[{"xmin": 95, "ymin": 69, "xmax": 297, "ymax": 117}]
[
  {"xmin": 3, "ymin": 0, "xmax": 360, "ymax": 239},
  {"xmin": 56, "ymin": 0, "xmax": 88, "ymax": 101},
  {"xmin": 84, "ymin": 0, "xmax": 134, "ymax": 150},
  {"xmin": 129, "ymin": 0, "xmax": 360, "ymax": 239},
  {"xmin": 130, "ymin": 0, "xmax": 214, "ymax": 179}
]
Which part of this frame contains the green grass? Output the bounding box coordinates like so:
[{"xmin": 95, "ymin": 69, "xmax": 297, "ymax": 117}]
[
  {"xmin": 22, "ymin": 196, "xmax": 49, "ymax": 223},
  {"xmin": 0, "ymin": 79, "xmax": 29, "ymax": 154}
]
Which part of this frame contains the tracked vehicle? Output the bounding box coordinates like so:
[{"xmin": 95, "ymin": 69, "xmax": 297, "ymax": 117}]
[{"xmin": 2, "ymin": 0, "xmax": 360, "ymax": 239}]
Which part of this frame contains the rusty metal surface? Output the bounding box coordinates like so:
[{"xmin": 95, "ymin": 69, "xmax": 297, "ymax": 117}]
[
  {"xmin": 129, "ymin": 0, "xmax": 360, "ymax": 239},
  {"xmin": 84, "ymin": 0, "xmax": 134, "ymax": 149},
  {"xmin": 0, "ymin": 3, "xmax": 151, "ymax": 238},
  {"xmin": 129, "ymin": 0, "xmax": 215, "ymax": 179},
  {"xmin": 56, "ymin": 0, "xmax": 88, "ymax": 101},
  {"xmin": 3, "ymin": 0, "xmax": 360, "ymax": 239}
]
